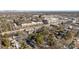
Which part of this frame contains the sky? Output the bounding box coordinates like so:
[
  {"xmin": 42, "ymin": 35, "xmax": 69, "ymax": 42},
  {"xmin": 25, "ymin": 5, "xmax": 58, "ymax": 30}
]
[{"xmin": 0, "ymin": 0, "xmax": 79, "ymax": 11}]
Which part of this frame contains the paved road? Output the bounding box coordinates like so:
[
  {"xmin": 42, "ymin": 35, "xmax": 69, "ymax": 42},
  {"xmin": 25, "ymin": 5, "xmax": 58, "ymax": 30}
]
[{"xmin": 0, "ymin": 26, "xmax": 42, "ymax": 35}]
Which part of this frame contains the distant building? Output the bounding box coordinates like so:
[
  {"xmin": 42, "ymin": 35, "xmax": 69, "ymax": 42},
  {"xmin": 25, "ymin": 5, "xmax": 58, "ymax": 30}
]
[
  {"xmin": 42, "ymin": 20, "xmax": 48, "ymax": 24},
  {"xmin": 43, "ymin": 15, "xmax": 61, "ymax": 25},
  {"xmin": 21, "ymin": 22, "xmax": 43, "ymax": 27}
]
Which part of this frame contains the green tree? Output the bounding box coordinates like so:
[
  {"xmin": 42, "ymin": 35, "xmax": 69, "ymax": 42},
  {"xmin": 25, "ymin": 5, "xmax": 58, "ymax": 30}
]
[
  {"xmin": 48, "ymin": 33, "xmax": 56, "ymax": 47},
  {"xmin": 1, "ymin": 34, "xmax": 10, "ymax": 48},
  {"xmin": 35, "ymin": 33, "xmax": 44, "ymax": 45},
  {"xmin": 19, "ymin": 39, "xmax": 27, "ymax": 49}
]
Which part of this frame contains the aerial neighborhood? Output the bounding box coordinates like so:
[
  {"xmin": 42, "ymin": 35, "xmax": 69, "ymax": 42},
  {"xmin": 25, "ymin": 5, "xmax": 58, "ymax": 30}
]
[{"xmin": 0, "ymin": 12, "xmax": 79, "ymax": 49}]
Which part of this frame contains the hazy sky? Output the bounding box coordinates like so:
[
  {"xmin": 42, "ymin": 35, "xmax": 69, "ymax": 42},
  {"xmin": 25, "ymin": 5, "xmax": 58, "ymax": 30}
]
[{"xmin": 0, "ymin": 0, "xmax": 79, "ymax": 11}]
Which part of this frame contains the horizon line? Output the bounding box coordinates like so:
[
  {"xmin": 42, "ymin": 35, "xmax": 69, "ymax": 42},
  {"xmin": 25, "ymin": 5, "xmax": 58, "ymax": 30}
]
[{"xmin": 0, "ymin": 10, "xmax": 79, "ymax": 12}]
